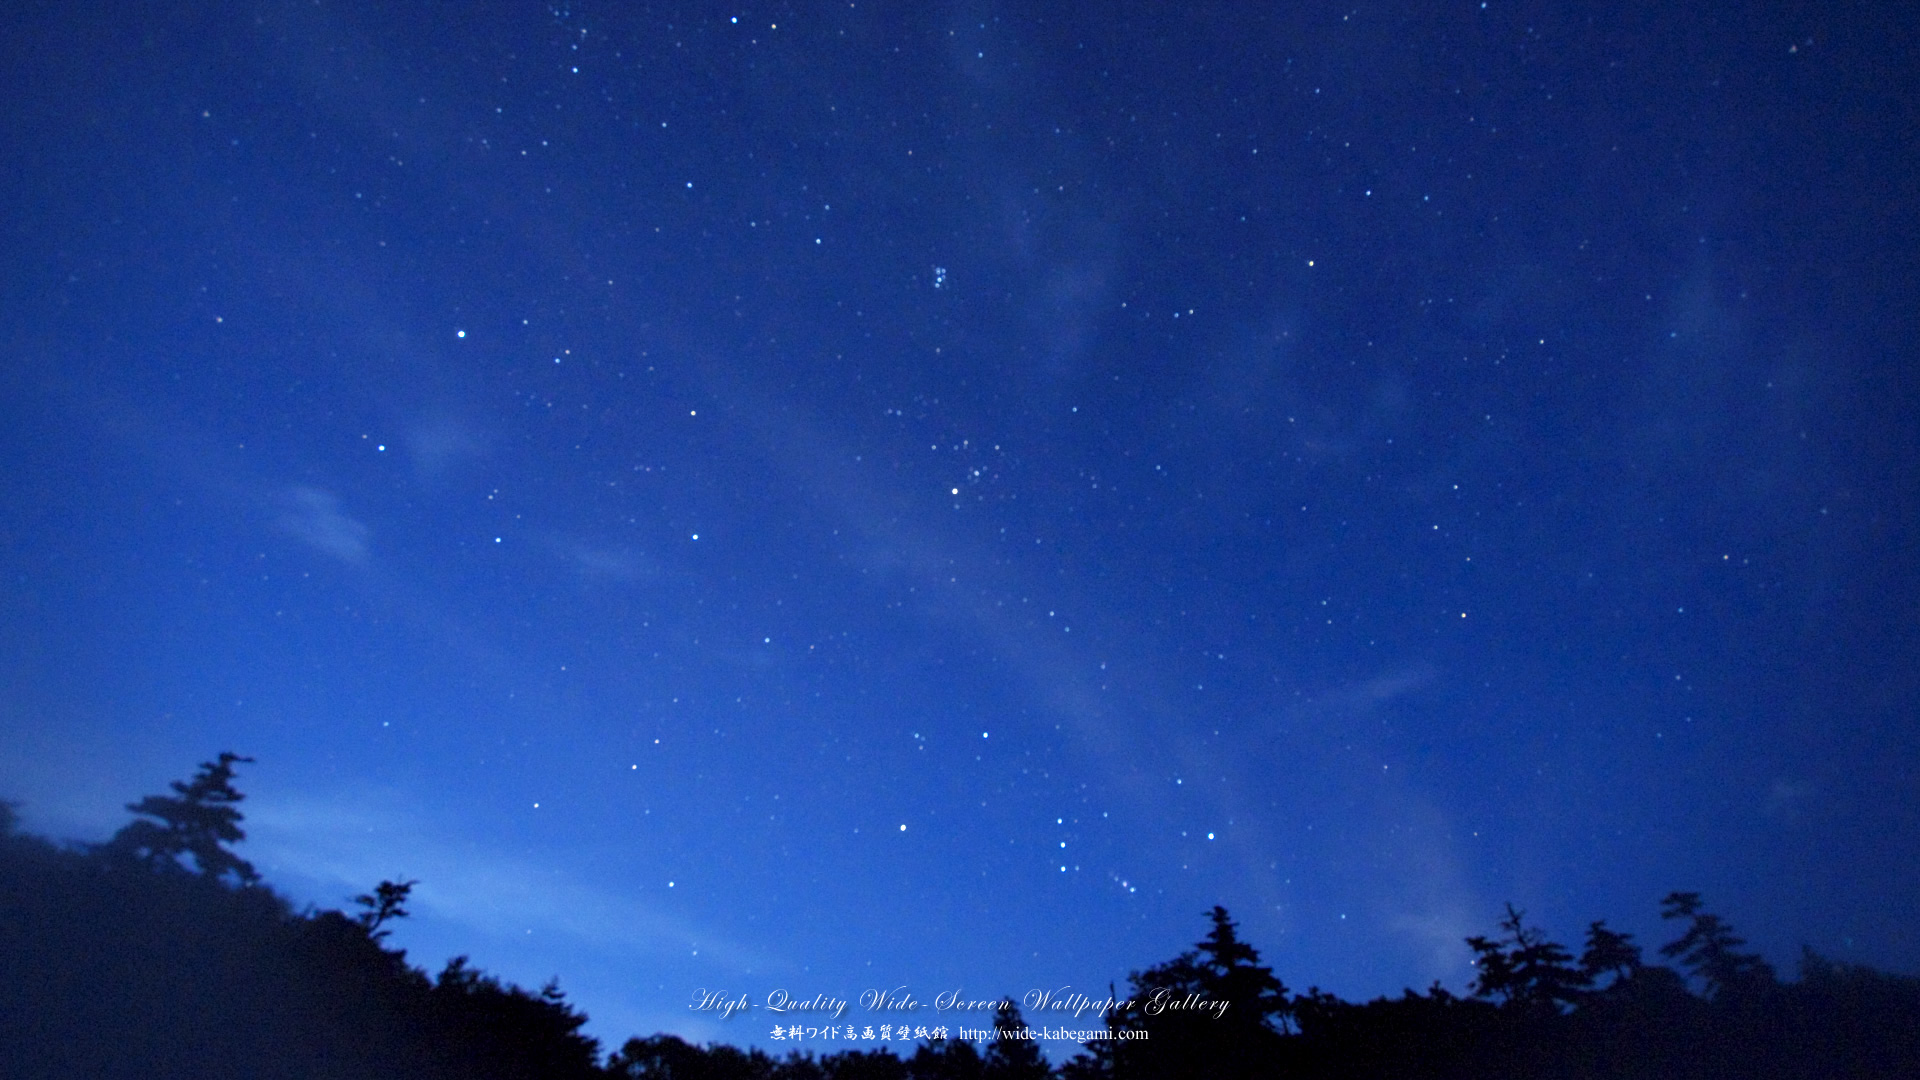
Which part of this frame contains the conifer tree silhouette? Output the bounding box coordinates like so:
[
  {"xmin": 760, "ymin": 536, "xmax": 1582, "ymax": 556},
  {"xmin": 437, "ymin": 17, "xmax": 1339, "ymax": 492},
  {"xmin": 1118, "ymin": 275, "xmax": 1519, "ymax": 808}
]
[
  {"xmin": 906, "ymin": 1035, "xmax": 986, "ymax": 1080},
  {"xmin": 1197, "ymin": 905, "xmax": 1291, "ymax": 1031},
  {"xmin": 103, "ymin": 751, "xmax": 259, "ymax": 884},
  {"xmin": 1659, "ymin": 891, "xmax": 1776, "ymax": 999},
  {"xmin": 1578, "ymin": 919, "xmax": 1642, "ymax": 984},
  {"xmin": 1465, "ymin": 903, "xmax": 1588, "ymax": 1015},
  {"xmin": 1092, "ymin": 906, "xmax": 1290, "ymax": 1079},
  {"xmin": 981, "ymin": 1001, "xmax": 1049, "ymax": 1080}
]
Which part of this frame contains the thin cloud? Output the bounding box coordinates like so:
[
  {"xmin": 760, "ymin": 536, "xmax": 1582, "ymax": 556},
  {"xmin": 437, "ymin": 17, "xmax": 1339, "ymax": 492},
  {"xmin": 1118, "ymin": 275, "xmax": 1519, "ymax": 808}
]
[
  {"xmin": 247, "ymin": 794, "xmax": 766, "ymax": 968},
  {"xmin": 548, "ymin": 537, "xmax": 657, "ymax": 584},
  {"xmin": 277, "ymin": 486, "xmax": 370, "ymax": 563}
]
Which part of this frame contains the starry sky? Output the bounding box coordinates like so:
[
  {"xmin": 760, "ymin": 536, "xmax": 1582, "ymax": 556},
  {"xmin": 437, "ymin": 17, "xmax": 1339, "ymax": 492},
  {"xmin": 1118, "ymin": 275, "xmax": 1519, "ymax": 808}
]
[{"xmin": 3, "ymin": 0, "xmax": 1917, "ymax": 1057}]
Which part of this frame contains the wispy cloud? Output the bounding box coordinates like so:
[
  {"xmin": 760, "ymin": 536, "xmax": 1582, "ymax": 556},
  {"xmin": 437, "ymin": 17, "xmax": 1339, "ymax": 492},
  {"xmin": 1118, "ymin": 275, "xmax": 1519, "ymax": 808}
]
[
  {"xmin": 247, "ymin": 793, "xmax": 764, "ymax": 968},
  {"xmin": 277, "ymin": 486, "xmax": 370, "ymax": 563},
  {"xmin": 548, "ymin": 537, "xmax": 657, "ymax": 584},
  {"xmin": 1316, "ymin": 663, "xmax": 1441, "ymax": 713}
]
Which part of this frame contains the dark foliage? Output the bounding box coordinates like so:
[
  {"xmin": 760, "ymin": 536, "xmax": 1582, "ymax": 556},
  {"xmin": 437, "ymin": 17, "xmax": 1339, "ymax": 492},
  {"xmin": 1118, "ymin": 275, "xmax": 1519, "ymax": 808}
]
[
  {"xmin": 1277, "ymin": 900, "xmax": 1920, "ymax": 1080},
  {"xmin": 906, "ymin": 1037, "xmax": 985, "ymax": 1080},
  {"xmin": 1465, "ymin": 903, "xmax": 1589, "ymax": 1016},
  {"xmin": 355, "ymin": 877, "xmax": 418, "ymax": 940},
  {"xmin": 607, "ymin": 1032, "xmax": 785, "ymax": 1079},
  {"xmin": 1069, "ymin": 905, "xmax": 1290, "ymax": 1080},
  {"xmin": 6, "ymin": 756, "xmax": 1919, "ymax": 1079},
  {"xmin": 99, "ymin": 751, "xmax": 260, "ymax": 884},
  {"xmin": 982, "ymin": 1001, "xmax": 1051, "ymax": 1080},
  {"xmin": 1, "ymin": 755, "xmax": 598, "ymax": 1080},
  {"xmin": 1659, "ymin": 890, "xmax": 1778, "ymax": 1000}
]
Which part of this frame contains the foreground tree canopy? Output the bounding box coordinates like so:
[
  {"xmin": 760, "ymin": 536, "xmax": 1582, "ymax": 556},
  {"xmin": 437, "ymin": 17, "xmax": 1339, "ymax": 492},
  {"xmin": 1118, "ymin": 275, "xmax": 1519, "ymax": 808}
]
[{"xmin": 4, "ymin": 756, "xmax": 1917, "ymax": 1079}]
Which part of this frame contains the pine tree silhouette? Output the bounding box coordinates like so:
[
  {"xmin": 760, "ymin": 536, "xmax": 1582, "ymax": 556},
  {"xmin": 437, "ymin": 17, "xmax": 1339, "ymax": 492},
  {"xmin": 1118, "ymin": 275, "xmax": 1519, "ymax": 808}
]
[
  {"xmin": 103, "ymin": 751, "xmax": 259, "ymax": 884},
  {"xmin": 1659, "ymin": 891, "xmax": 1776, "ymax": 999},
  {"xmin": 1465, "ymin": 903, "xmax": 1588, "ymax": 1015},
  {"xmin": 981, "ymin": 1001, "xmax": 1049, "ymax": 1080},
  {"xmin": 1197, "ymin": 905, "xmax": 1291, "ymax": 1031}
]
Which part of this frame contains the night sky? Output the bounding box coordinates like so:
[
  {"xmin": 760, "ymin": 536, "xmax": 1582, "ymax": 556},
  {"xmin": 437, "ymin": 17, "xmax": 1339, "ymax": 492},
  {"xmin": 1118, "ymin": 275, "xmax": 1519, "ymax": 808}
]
[{"xmin": 4, "ymin": 0, "xmax": 1917, "ymax": 1058}]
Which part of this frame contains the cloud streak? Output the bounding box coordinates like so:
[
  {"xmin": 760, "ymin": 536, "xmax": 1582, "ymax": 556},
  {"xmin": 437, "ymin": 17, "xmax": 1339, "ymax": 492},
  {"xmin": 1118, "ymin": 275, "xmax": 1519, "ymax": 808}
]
[
  {"xmin": 277, "ymin": 486, "xmax": 370, "ymax": 563},
  {"xmin": 247, "ymin": 793, "xmax": 765, "ymax": 968}
]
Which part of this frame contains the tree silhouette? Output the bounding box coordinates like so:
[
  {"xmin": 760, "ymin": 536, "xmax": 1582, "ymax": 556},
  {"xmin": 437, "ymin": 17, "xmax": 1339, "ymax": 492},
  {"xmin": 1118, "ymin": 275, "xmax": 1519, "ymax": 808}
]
[
  {"xmin": 1578, "ymin": 919, "xmax": 1643, "ymax": 986},
  {"xmin": 1465, "ymin": 903, "xmax": 1588, "ymax": 1015},
  {"xmin": 606, "ymin": 1032, "xmax": 782, "ymax": 1078},
  {"xmin": 426, "ymin": 956, "xmax": 602, "ymax": 1078},
  {"xmin": 1197, "ymin": 905, "xmax": 1291, "ymax": 1032},
  {"xmin": 1054, "ymin": 985, "xmax": 1120, "ymax": 1080},
  {"xmin": 355, "ymin": 878, "xmax": 419, "ymax": 940},
  {"xmin": 980, "ymin": 1001, "xmax": 1049, "ymax": 1080},
  {"xmin": 102, "ymin": 751, "xmax": 259, "ymax": 884},
  {"xmin": 1659, "ymin": 891, "xmax": 1776, "ymax": 999},
  {"xmin": 16, "ymin": 759, "xmax": 1920, "ymax": 1080},
  {"xmin": 814, "ymin": 1046, "xmax": 910, "ymax": 1079},
  {"xmin": 906, "ymin": 1037, "xmax": 984, "ymax": 1080},
  {"xmin": 1092, "ymin": 906, "xmax": 1290, "ymax": 1079}
]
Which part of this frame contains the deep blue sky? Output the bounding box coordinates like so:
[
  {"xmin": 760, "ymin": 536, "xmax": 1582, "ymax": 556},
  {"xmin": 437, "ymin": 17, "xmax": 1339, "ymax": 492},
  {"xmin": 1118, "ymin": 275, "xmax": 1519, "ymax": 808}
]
[{"xmin": 4, "ymin": 0, "xmax": 1916, "ymax": 1057}]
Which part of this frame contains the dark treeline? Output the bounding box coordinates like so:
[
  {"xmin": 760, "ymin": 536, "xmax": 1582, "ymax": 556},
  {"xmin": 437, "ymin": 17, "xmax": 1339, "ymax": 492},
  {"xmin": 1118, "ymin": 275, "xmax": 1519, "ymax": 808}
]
[{"xmin": 4, "ymin": 756, "xmax": 1917, "ymax": 1079}]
